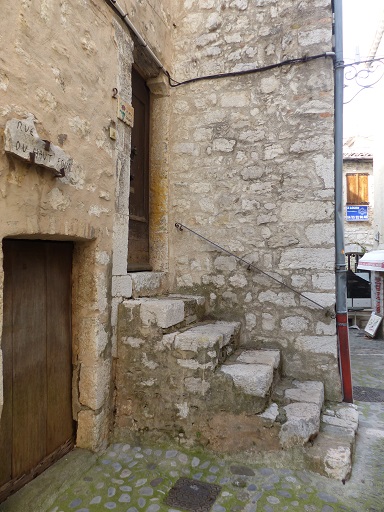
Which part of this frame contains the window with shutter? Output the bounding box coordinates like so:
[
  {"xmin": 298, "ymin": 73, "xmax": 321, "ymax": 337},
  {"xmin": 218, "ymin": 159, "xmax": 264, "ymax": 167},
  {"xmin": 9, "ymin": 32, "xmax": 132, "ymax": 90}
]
[{"xmin": 346, "ymin": 173, "xmax": 369, "ymax": 205}]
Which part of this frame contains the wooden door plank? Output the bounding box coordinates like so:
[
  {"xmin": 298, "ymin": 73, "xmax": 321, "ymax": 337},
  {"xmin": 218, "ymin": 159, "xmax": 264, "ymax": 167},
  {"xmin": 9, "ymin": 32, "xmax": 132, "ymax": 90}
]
[
  {"xmin": 0, "ymin": 241, "xmax": 14, "ymax": 486},
  {"xmin": 358, "ymin": 174, "xmax": 369, "ymax": 204},
  {"xmin": 46, "ymin": 242, "xmax": 74, "ymax": 454},
  {"xmin": 346, "ymin": 174, "xmax": 359, "ymax": 204},
  {"xmin": 128, "ymin": 68, "xmax": 150, "ymax": 270},
  {"xmin": 11, "ymin": 241, "xmax": 47, "ymax": 477}
]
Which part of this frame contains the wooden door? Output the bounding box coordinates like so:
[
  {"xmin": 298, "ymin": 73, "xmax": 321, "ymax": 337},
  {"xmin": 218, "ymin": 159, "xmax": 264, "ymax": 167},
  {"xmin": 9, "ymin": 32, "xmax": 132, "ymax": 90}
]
[
  {"xmin": 0, "ymin": 240, "xmax": 74, "ymax": 502},
  {"xmin": 128, "ymin": 68, "xmax": 151, "ymax": 271}
]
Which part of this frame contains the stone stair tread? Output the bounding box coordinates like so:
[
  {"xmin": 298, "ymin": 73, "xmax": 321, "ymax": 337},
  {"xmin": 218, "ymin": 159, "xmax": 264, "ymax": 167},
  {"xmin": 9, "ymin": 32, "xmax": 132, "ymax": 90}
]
[
  {"xmin": 139, "ymin": 297, "xmax": 185, "ymax": 328},
  {"xmin": 169, "ymin": 293, "xmax": 206, "ymax": 305},
  {"xmin": 130, "ymin": 294, "xmax": 207, "ymax": 329},
  {"xmin": 174, "ymin": 321, "xmax": 240, "ymax": 352},
  {"xmin": 234, "ymin": 349, "xmax": 280, "ymax": 369},
  {"xmin": 220, "ymin": 362, "xmax": 274, "ymax": 398},
  {"xmin": 305, "ymin": 431, "xmax": 354, "ymax": 480},
  {"xmin": 279, "ymin": 401, "xmax": 322, "ymax": 449},
  {"xmin": 284, "ymin": 380, "xmax": 324, "ymax": 408},
  {"xmin": 322, "ymin": 403, "xmax": 359, "ymax": 432},
  {"xmin": 320, "ymin": 423, "xmax": 357, "ymax": 443},
  {"xmin": 304, "ymin": 402, "xmax": 358, "ymax": 480}
]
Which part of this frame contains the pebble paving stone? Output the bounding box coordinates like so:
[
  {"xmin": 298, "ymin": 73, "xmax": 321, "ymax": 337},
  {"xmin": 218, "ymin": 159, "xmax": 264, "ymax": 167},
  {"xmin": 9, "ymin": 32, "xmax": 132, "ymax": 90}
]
[
  {"xmin": 47, "ymin": 438, "xmax": 368, "ymax": 512},
  {"xmin": 2, "ymin": 330, "xmax": 384, "ymax": 512}
]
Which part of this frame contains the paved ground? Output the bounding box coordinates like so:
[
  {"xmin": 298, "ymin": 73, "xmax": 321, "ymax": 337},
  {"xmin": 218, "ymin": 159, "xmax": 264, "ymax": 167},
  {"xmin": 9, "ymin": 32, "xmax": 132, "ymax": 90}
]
[{"xmin": 1, "ymin": 328, "xmax": 384, "ymax": 512}]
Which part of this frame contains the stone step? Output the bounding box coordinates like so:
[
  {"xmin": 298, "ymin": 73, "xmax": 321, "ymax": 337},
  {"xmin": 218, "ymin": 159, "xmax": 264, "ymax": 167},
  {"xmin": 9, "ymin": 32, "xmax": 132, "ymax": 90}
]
[
  {"xmin": 171, "ymin": 321, "xmax": 241, "ymax": 373},
  {"xmin": 260, "ymin": 379, "xmax": 325, "ymax": 449},
  {"xmin": 115, "ymin": 319, "xmax": 241, "ymax": 436},
  {"xmin": 205, "ymin": 349, "xmax": 281, "ymax": 419},
  {"xmin": 273, "ymin": 378, "xmax": 325, "ymax": 408},
  {"xmin": 304, "ymin": 402, "xmax": 359, "ymax": 480},
  {"xmin": 198, "ymin": 374, "xmax": 326, "ymax": 454},
  {"xmin": 219, "ymin": 349, "xmax": 280, "ymax": 400},
  {"xmin": 169, "ymin": 294, "xmax": 208, "ymax": 326},
  {"xmin": 118, "ymin": 295, "xmax": 207, "ymax": 339}
]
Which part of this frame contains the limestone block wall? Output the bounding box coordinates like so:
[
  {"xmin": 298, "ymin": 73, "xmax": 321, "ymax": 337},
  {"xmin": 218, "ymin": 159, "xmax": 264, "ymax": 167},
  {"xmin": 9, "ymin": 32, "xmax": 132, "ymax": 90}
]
[
  {"xmin": 168, "ymin": 0, "xmax": 341, "ymax": 398},
  {"xmin": 119, "ymin": 0, "xmax": 174, "ymax": 68},
  {"xmin": 0, "ymin": 1, "xmax": 136, "ymax": 450}
]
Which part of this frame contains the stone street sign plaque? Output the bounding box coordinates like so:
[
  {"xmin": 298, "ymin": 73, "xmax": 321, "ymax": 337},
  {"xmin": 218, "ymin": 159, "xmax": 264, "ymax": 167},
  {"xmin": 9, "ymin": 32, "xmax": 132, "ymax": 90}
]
[{"xmin": 4, "ymin": 118, "xmax": 73, "ymax": 176}]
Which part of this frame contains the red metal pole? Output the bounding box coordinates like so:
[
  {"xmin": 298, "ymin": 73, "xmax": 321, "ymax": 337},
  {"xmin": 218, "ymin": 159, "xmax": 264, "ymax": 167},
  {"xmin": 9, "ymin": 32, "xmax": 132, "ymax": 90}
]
[{"xmin": 337, "ymin": 312, "xmax": 353, "ymax": 403}]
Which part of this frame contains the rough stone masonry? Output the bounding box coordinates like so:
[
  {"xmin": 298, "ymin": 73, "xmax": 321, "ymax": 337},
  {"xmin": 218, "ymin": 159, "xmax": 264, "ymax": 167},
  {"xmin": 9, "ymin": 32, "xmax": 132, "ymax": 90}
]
[{"xmin": 167, "ymin": 0, "xmax": 340, "ymax": 399}]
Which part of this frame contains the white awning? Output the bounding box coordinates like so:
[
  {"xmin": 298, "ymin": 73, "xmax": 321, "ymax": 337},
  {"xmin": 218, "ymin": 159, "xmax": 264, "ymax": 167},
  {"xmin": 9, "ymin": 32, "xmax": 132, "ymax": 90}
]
[{"xmin": 357, "ymin": 250, "xmax": 384, "ymax": 271}]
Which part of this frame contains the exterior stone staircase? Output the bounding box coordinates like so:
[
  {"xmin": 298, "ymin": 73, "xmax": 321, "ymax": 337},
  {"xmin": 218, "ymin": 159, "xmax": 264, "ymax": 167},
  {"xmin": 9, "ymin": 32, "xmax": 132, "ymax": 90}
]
[{"xmin": 115, "ymin": 291, "xmax": 358, "ymax": 480}]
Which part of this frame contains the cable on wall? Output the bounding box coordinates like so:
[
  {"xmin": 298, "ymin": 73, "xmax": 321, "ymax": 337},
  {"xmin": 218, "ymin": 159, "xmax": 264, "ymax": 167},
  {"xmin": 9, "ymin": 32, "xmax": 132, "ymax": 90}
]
[
  {"xmin": 166, "ymin": 53, "xmax": 336, "ymax": 87},
  {"xmin": 104, "ymin": 0, "xmax": 336, "ymax": 88}
]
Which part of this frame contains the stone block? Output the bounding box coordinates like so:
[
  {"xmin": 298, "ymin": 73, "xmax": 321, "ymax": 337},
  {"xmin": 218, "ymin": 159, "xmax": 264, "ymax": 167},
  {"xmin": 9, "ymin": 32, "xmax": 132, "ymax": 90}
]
[
  {"xmin": 77, "ymin": 317, "xmax": 109, "ymax": 363},
  {"xmin": 139, "ymin": 298, "xmax": 185, "ymax": 328},
  {"xmin": 130, "ymin": 272, "xmax": 167, "ymax": 298},
  {"xmin": 112, "ymin": 275, "xmax": 133, "ymax": 298},
  {"xmin": 321, "ymin": 424, "xmax": 356, "ymax": 444},
  {"xmin": 214, "ymin": 255, "xmax": 237, "ymax": 272},
  {"xmin": 174, "ymin": 322, "xmax": 239, "ymax": 352},
  {"xmin": 220, "ymin": 363, "xmax": 274, "ymax": 397},
  {"xmin": 76, "ymin": 408, "xmax": 109, "ymax": 452},
  {"xmin": 258, "ymin": 402, "xmax": 279, "ymax": 421},
  {"xmin": 79, "ymin": 359, "xmax": 111, "ymax": 411},
  {"xmin": 298, "ymin": 28, "xmax": 331, "ymax": 47},
  {"xmin": 285, "ymin": 380, "xmax": 324, "ymax": 408},
  {"xmin": 322, "ymin": 413, "xmax": 358, "ymax": 432},
  {"xmin": 169, "ymin": 294, "xmax": 207, "ymax": 322},
  {"xmin": 174, "ymin": 326, "xmax": 222, "ymax": 353},
  {"xmin": 305, "ymin": 434, "xmax": 353, "ymax": 480},
  {"xmin": 235, "ymin": 349, "xmax": 280, "ymax": 369},
  {"xmin": 279, "ymin": 402, "xmax": 321, "ymax": 449},
  {"xmin": 295, "ymin": 335, "xmax": 338, "ymax": 356},
  {"xmin": 281, "ymin": 316, "xmax": 309, "ymax": 332},
  {"xmin": 299, "ymin": 292, "xmax": 335, "ymax": 309},
  {"xmin": 112, "ymin": 214, "xmax": 129, "ymax": 276},
  {"xmin": 280, "ymin": 248, "xmax": 334, "ymax": 270},
  {"xmin": 212, "ymin": 321, "xmax": 241, "ymax": 344},
  {"xmin": 333, "ymin": 403, "xmax": 359, "ymax": 426}
]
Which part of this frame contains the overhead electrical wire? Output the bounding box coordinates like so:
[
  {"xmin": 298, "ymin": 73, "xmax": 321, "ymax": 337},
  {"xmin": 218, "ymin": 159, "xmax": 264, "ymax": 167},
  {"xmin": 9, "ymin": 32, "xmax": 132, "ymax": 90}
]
[
  {"xmin": 105, "ymin": 0, "xmax": 336, "ymax": 88},
  {"xmin": 165, "ymin": 53, "xmax": 335, "ymax": 87},
  {"xmin": 105, "ymin": 0, "xmax": 384, "ymax": 92}
]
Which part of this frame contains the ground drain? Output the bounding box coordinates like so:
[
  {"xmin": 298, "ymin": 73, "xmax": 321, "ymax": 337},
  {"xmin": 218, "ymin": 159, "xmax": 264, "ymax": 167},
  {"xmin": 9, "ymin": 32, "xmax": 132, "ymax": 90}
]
[
  {"xmin": 353, "ymin": 386, "xmax": 384, "ymax": 402},
  {"xmin": 164, "ymin": 477, "xmax": 221, "ymax": 512}
]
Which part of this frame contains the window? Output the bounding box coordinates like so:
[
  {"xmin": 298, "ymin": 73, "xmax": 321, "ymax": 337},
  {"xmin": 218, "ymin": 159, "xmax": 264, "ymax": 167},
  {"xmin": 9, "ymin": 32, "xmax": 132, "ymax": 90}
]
[{"xmin": 346, "ymin": 173, "xmax": 368, "ymax": 205}]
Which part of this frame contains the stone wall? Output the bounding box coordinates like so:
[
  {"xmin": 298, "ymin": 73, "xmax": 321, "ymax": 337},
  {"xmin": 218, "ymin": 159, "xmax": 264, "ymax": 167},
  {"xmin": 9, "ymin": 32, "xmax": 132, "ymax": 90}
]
[
  {"xmin": 167, "ymin": 0, "xmax": 341, "ymax": 398},
  {"xmin": 119, "ymin": 0, "xmax": 174, "ymax": 68},
  {"xmin": 0, "ymin": 0, "xmax": 138, "ymax": 450},
  {"xmin": 0, "ymin": 0, "xmax": 343, "ymax": 455}
]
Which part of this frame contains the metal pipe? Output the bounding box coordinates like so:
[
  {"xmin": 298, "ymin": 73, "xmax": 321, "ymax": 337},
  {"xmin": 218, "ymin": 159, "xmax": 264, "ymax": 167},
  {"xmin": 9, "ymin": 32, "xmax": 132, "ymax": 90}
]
[
  {"xmin": 333, "ymin": 0, "xmax": 353, "ymax": 403},
  {"xmin": 105, "ymin": 0, "xmax": 165, "ymax": 72}
]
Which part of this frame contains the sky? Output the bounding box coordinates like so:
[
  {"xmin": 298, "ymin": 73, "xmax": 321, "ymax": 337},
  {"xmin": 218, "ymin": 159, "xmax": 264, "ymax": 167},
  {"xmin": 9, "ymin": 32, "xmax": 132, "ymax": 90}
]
[{"xmin": 343, "ymin": 0, "xmax": 384, "ymax": 140}]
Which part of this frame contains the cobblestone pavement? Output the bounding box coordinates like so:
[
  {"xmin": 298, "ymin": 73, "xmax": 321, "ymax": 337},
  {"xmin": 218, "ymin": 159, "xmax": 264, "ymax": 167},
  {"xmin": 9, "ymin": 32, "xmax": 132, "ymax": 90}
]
[{"xmin": 1, "ymin": 329, "xmax": 384, "ymax": 512}]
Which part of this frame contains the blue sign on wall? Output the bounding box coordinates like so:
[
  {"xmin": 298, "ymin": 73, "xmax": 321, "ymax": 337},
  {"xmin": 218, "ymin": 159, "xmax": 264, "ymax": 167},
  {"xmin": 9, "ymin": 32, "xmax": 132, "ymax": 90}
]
[{"xmin": 346, "ymin": 205, "xmax": 369, "ymax": 221}]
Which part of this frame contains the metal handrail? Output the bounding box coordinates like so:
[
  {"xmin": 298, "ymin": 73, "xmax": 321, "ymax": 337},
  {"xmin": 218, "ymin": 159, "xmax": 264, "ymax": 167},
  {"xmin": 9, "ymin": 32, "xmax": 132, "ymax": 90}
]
[{"xmin": 175, "ymin": 222, "xmax": 333, "ymax": 315}]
